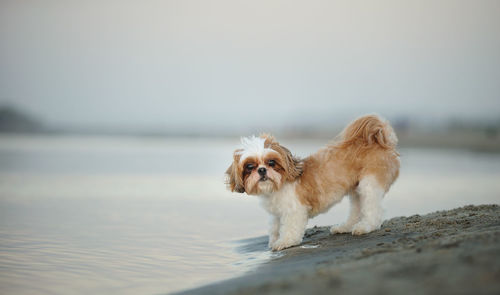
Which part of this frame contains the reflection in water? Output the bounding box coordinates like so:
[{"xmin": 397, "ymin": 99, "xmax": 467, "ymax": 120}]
[{"xmin": 0, "ymin": 135, "xmax": 499, "ymax": 294}]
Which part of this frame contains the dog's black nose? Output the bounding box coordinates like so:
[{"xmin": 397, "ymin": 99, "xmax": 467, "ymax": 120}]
[{"xmin": 258, "ymin": 167, "xmax": 267, "ymax": 176}]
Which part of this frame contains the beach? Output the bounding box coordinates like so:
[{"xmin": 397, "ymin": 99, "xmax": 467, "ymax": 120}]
[{"xmin": 179, "ymin": 204, "xmax": 500, "ymax": 295}]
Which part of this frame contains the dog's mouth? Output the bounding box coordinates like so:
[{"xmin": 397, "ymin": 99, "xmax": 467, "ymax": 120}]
[{"xmin": 259, "ymin": 176, "xmax": 269, "ymax": 182}]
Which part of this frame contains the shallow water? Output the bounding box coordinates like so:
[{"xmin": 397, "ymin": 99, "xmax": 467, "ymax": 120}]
[{"xmin": 0, "ymin": 134, "xmax": 499, "ymax": 294}]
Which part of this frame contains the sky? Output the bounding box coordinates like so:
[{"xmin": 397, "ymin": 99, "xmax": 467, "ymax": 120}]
[{"xmin": 1, "ymin": 0, "xmax": 499, "ymax": 132}]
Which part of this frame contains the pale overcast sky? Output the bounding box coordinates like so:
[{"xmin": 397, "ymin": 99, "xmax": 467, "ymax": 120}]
[{"xmin": 1, "ymin": 0, "xmax": 499, "ymax": 131}]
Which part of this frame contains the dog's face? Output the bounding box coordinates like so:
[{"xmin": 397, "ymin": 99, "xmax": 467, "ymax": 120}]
[{"xmin": 226, "ymin": 134, "xmax": 302, "ymax": 195}]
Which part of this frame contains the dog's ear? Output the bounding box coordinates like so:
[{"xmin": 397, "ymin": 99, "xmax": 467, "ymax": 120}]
[
  {"xmin": 260, "ymin": 133, "xmax": 276, "ymax": 146},
  {"xmin": 279, "ymin": 145, "xmax": 303, "ymax": 181},
  {"xmin": 261, "ymin": 134, "xmax": 303, "ymax": 181},
  {"xmin": 225, "ymin": 150, "xmax": 245, "ymax": 193}
]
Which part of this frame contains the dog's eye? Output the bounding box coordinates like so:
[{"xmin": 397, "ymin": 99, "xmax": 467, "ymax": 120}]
[
  {"xmin": 245, "ymin": 164, "xmax": 255, "ymax": 171},
  {"xmin": 268, "ymin": 160, "xmax": 276, "ymax": 167}
]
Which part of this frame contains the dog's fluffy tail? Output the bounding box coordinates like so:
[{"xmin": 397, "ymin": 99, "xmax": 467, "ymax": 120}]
[{"xmin": 338, "ymin": 114, "xmax": 398, "ymax": 149}]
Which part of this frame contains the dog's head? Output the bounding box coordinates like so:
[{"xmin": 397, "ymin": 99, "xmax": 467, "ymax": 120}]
[{"xmin": 225, "ymin": 134, "xmax": 302, "ymax": 195}]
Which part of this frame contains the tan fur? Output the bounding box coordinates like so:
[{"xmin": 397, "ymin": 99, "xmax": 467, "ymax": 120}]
[
  {"xmin": 296, "ymin": 115, "xmax": 399, "ymax": 216},
  {"xmin": 225, "ymin": 150, "xmax": 245, "ymax": 193},
  {"xmin": 336, "ymin": 114, "xmax": 398, "ymax": 150},
  {"xmin": 262, "ymin": 134, "xmax": 303, "ymax": 181}
]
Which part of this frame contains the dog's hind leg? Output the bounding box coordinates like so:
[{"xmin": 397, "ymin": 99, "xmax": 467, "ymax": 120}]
[
  {"xmin": 351, "ymin": 175, "xmax": 385, "ymax": 235},
  {"xmin": 330, "ymin": 192, "xmax": 361, "ymax": 234}
]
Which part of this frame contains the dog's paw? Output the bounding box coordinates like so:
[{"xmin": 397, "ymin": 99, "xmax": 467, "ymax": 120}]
[
  {"xmin": 351, "ymin": 221, "xmax": 378, "ymax": 235},
  {"xmin": 270, "ymin": 238, "xmax": 301, "ymax": 251},
  {"xmin": 268, "ymin": 238, "xmax": 279, "ymax": 249},
  {"xmin": 330, "ymin": 223, "xmax": 353, "ymax": 234}
]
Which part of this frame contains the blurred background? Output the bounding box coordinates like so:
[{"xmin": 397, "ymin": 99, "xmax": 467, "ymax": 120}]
[{"xmin": 1, "ymin": 1, "xmax": 499, "ymax": 294}]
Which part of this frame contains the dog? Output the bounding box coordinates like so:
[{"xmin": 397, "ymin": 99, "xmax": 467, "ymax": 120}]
[{"xmin": 225, "ymin": 115, "xmax": 400, "ymax": 251}]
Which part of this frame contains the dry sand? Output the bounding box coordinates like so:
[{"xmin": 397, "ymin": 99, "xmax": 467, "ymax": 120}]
[{"xmin": 176, "ymin": 204, "xmax": 500, "ymax": 295}]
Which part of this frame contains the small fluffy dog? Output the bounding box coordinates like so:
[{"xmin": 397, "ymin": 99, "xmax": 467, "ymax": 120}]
[{"xmin": 225, "ymin": 115, "xmax": 400, "ymax": 251}]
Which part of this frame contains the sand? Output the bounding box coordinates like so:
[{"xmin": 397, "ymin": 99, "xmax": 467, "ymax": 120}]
[{"xmin": 176, "ymin": 204, "xmax": 500, "ymax": 295}]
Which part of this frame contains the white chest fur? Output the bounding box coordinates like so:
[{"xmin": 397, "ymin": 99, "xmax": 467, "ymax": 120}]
[{"xmin": 259, "ymin": 182, "xmax": 307, "ymax": 216}]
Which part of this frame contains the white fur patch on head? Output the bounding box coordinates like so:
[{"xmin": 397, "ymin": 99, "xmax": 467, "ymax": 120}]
[{"xmin": 237, "ymin": 135, "xmax": 275, "ymax": 162}]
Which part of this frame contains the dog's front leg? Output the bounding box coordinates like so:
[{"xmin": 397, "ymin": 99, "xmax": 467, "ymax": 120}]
[
  {"xmin": 271, "ymin": 208, "xmax": 308, "ymax": 251},
  {"xmin": 268, "ymin": 216, "xmax": 280, "ymax": 248}
]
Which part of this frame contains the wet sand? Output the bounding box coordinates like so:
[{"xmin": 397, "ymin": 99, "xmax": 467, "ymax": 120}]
[{"xmin": 177, "ymin": 204, "xmax": 500, "ymax": 295}]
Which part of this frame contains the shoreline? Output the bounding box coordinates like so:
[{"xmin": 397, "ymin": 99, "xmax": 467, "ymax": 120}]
[{"xmin": 176, "ymin": 204, "xmax": 500, "ymax": 295}]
